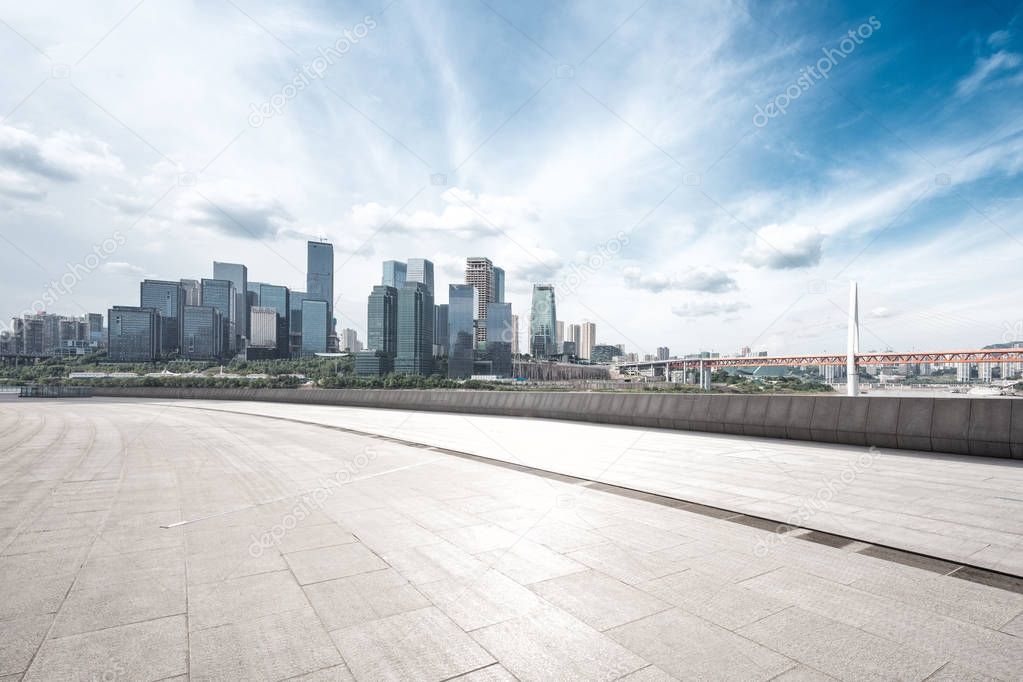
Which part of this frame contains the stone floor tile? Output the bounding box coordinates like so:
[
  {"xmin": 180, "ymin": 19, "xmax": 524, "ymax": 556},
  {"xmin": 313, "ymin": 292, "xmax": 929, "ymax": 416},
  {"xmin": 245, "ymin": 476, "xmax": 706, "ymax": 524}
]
[{"xmin": 331, "ymin": 607, "xmax": 494, "ymax": 681}]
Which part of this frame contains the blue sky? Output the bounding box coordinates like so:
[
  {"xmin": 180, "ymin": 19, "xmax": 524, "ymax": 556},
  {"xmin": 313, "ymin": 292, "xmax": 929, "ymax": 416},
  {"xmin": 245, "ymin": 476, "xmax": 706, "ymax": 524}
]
[{"xmin": 1, "ymin": 0, "xmax": 1021, "ymax": 355}]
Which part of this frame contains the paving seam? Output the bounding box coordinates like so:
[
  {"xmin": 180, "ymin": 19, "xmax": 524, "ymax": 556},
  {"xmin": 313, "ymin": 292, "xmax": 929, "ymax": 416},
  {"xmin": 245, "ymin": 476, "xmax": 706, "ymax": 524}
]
[{"xmin": 158, "ymin": 402, "xmax": 1023, "ymax": 593}]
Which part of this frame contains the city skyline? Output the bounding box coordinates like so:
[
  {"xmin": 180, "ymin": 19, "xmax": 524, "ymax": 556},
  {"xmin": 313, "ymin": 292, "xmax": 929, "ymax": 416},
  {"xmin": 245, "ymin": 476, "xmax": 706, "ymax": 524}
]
[{"xmin": 1, "ymin": 3, "xmax": 1021, "ymax": 358}]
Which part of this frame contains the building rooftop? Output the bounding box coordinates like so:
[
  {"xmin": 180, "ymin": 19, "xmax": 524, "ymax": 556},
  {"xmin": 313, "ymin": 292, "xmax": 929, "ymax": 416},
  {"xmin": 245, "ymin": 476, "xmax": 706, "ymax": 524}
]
[{"xmin": 1, "ymin": 397, "xmax": 1021, "ymax": 680}]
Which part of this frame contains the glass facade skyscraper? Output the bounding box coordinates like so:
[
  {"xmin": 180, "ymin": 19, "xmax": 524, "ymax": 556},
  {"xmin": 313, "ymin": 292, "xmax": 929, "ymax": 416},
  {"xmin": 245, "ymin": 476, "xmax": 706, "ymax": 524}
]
[
  {"xmin": 259, "ymin": 283, "xmax": 290, "ymax": 358},
  {"xmin": 289, "ymin": 291, "xmax": 307, "ymax": 356},
  {"xmin": 434, "ymin": 303, "xmax": 448, "ymax": 355},
  {"xmin": 306, "ymin": 241, "xmax": 334, "ymax": 328},
  {"xmin": 529, "ymin": 284, "xmax": 557, "ymax": 359},
  {"xmin": 180, "ymin": 279, "xmax": 200, "ymax": 306},
  {"xmin": 182, "ymin": 305, "xmax": 222, "ymax": 360},
  {"xmin": 367, "ymin": 285, "xmax": 398, "ymax": 357},
  {"xmin": 200, "ymin": 278, "xmax": 236, "ymax": 353},
  {"xmin": 395, "ymin": 282, "xmax": 433, "ymax": 375},
  {"xmin": 382, "ymin": 260, "xmax": 407, "ymax": 289},
  {"xmin": 213, "ymin": 262, "xmax": 247, "ymax": 346},
  {"xmin": 493, "ymin": 267, "xmax": 505, "ymax": 303},
  {"xmin": 406, "ymin": 258, "xmax": 434, "ymax": 296},
  {"xmin": 301, "ymin": 299, "xmax": 328, "ymax": 355},
  {"xmin": 485, "ymin": 301, "xmax": 513, "ymax": 377},
  {"xmin": 140, "ymin": 279, "xmax": 185, "ymax": 355},
  {"xmin": 108, "ymin": 306, "xmax": 160, "ymax": 362},
  {"xmin": 447, "ymin": 284, "xmax": 475, "ymax": 378}
]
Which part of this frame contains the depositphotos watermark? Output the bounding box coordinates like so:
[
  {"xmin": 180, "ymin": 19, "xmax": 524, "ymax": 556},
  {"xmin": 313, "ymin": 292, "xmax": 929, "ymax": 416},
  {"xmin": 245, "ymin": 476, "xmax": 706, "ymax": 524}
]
[
  {"xmin": 556, "ymin": 231, "xmax": 631, "ymax": 297},
  {"xmin": 2, "ymin": 231, "xmax": 126, "ymax": 334},
  {"xmin": 754, "ymin": 446, "xmax": 880, "ymax": 557},
  {"xmin": 248, "ymin": 446, "xmax": 378, "ymax": 557},
  {"xmin": 753, "ymin": 16, "xmax": 881, "ymax": 128},
  {"xmin": 248, "ymin": 16, "xmax": 378, "ymax": 127},
  {"xmin": 1002, "ymin": 320, "xmax": 1022, "ymax": 344}
]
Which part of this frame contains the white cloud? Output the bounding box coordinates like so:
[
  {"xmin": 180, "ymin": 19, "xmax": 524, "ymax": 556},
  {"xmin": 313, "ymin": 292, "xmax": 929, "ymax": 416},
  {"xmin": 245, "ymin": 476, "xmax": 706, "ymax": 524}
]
[
  {"xmin": 349, "ymin": 187, "xmax": 539, "ymax": 238},
  {"xmin": 743, "ymin": 224, "xmax": 823, "ymax": 269},
  {"xmin": 671, "ymin": 300, "xmax": 750, "ymax": 318},
  {"xmin": 0, "ymin": 124, "xmax": 123, "ymax": 186},
  {"xmin": 622, "ymin": 266, "xmax": 738, "ymax": 293},
  {"xmin": 956, "ymin": 51, "xmax": 1023, "ymax": 97},
  {"xmin": 100, "ymin": 261, "xmax": 145, "ymax": 276}
]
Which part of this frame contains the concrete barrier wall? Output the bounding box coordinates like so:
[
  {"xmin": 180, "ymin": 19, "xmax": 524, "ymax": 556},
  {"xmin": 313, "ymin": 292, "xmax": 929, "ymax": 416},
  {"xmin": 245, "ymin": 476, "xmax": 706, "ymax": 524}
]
[{"xmin": 89, "ymin": 387, "xmax": 1021, "ymax": 459}]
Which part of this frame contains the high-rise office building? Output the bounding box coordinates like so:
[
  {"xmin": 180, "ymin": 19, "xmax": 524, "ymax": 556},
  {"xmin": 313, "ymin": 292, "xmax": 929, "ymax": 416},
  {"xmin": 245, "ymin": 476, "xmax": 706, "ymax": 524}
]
[
  {"xmin": 108, "ymin": 306, "xmax": 160, "ymax": 362},
  {"xmin": 465, "ymin": 257, "xmax": 494, "ymax": 343},
  {"xmin": 213, "ymin": 262, "xmax": 248, "ymax": 346},
  {"xmin": 657, "ymin": 346, "xmax": 670, "ymax": 361},
  {"xmin": 340, "ymin": 328, "xmax": 362, "ymax": 352},
  {"xmin": 289, "ymin": 291, "xmax": 307, "ymax": 356},
  {"xmin": 367, "ymin": 285, "xmax": 398, "ymax": 357},
  {"xmin": 301, "ymin": 299, "xmax": 329, "ymax": 355},
  {"xmin": 485, "ymin": 302, "xmax": 513, "ymax": 378},
  {"xmin": 182, "ymin": 305, "xmax": 222, "ymax": 359},
  {"xmin": 529, "ymin": 284, "xmax": 557, "ymax": 359},
  {"xmin": 511, "ymin": 314, "xmax": 519, "ymax": 355},
  {"xmin": 306, "ymin": 241, "xmax": 335, "ymax": 329},
  {"xmin": 140, "ymin": 279, "xmax": 185, "ymax": 355},
  {"xmin": 382, "ymin": 260, "xmax": 407, "ymax": 289},
  {"xmin": 566, "ymin": 323, "xmax": 581, "ymax": 348},
  {"xmin": 395, "ymin": 282, "xmax": 433, "ymax": 375},
  {"xmin": 580, "ymin": 321, "xmax": 596, "ymax": 360},
  {"xmin": 87, "ymin": 313, "xmax": 104, "ymax": 346},
  {"xmin": 448, "ymin": 284, "xmax": 475, "ymax": 379},
  {"xmin": 493, "ymin": 267, "xmax": 505, "ymax": 303},
  {"xmin": 434, "ymin": 304, "xmax": 449, "ymax": 356},
  {"xmin": 180, "ymin": 279, "xmax": 200, "ymax": 306},
  {"xmin": 247, "ymin": 281, "xmax": 262, "ymax": 304},
  {"xmin": 249, "ymin": 307, "xmax": 277, "ymax": 348},
  {"xmin": 406, "ymin": 258, "xmax": 434, "ymax": 296},
  {"xmin": 200, "ymin": 278, "xmax": 236, "ymax": 353},
  {"xmin": 556, "ymin": 321, "xmax": 564, "ymax": 348},
  {"xmin": 259, "ymin": 283, "xmax": 290, "ymax": 358}
]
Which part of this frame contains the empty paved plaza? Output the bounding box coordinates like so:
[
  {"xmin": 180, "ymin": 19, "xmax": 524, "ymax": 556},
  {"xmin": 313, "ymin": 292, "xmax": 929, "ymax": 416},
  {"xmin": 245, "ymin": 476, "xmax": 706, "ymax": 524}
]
[{"xmin": 1, "ymin": 397, "xmax": 1022, "ymax": 681}]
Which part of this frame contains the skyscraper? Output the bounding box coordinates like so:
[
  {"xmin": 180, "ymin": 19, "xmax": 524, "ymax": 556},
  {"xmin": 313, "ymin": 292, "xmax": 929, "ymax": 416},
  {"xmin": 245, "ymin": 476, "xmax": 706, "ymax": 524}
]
[
  {"xmin": 180, "ymin": 279, "xmax": 200, "ymax": 306},
  {"xmin": 200, "ymin": 278, "xmax": 236, "ymax": 353},
  {"xmin": 434, "ymin": 304, "xmax": 449, "ymax": 355},
  {"xmin": 301, "ymin": 299, "xmax": 329, "ymax": 355},
  {"xmin": 465, "ymin": 257, "xmax": 494, "ymax": 343},
  {"xmin": 485, "ymin": 302, "xmax": 513, "ymax": 377},
  {"xmin": 657, "ymin": 346, "xmax": 670, "ymax": 360},
  {"xmin": 213, "ymin": 262, "xmax": 248, "ymax": 346},
  {"xmin": 367, "ymin": 285, "xmax": 398, "ymax": 357},
  {"xmin": 382, "ymin": 260, "xmax": 407, "ymax": 289},
  {"xmin": 511, "ymin": 314, "xmax": 519, "ymax": 355},
  {"xmin": 249, "ymin": 307, "xmax": 277, "ymax": 348},
  {"xmin": 182, "ymin": 305, "xmax": 222, "ymax": 359},
  {"xmin": 566, "ymin": 323, "xmax": 581, "ymax": 348},
  {"xmin": 289, "ymin": 291, "xmax": 307, "ymax": 355},
  {"xmin": 307, "ymin": 240, "xmax": 335, "ymax": 332},
  {"xmin": 580, "ymin": 321, "xmax": 596, "ymax": 360},
  {"xmin": 529, "ymin": 284, "xmax": 557, "ymax": 359},
  {"xmin": 87, "ymin": 313, "xmax": 104, "ymax": 346},
  {"xmin": 406, "ymin": 258, "xmax": 434, "ymax": 296},
  {"xmin": 140, "ymin": 279, "xmax": 185, "ymax": 355},
  {"xmin": 448, "ymin": 284, "xmax": 475, "ymax": 379},
  {"xmin": 556, "ymin": 321, "xmax": 564, "ymax": 348},
  {"xmin": 492, "ymin": 267, "xmax": 505, "ymax": 303},
  {"xmin": 108, "ymin": 306, "xmax": 160, "ymax": 362},
  {"xmin": 395, "ymin": 282, "xmax": 433, "ymax": 375},
  {"xmin": 259, "ymin": 283, "xmax": 290, "ymax": 358},
  {"xmin": 340, "ymin": 328, "xmax": 361, "ymax": 352}
]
